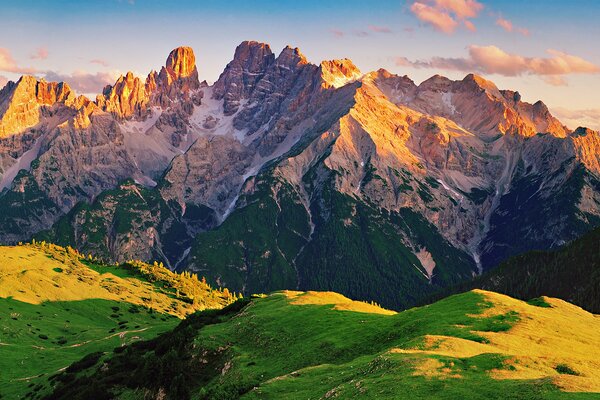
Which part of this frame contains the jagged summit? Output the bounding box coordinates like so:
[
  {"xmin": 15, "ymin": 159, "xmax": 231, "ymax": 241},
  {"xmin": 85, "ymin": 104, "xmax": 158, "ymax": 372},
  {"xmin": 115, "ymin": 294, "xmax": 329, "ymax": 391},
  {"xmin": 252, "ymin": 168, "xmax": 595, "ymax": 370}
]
[
  {"xmin": 0, "ymin": 75, "xmax": 76, "ymax": 137},
  {"xmin": 213, "ymin": 40, "xmax": 275, "ymax": 115},
  {"xmin": 164, "ymin": 46, "xmax": 197, "ymax": 80},
  {"xmin": 319, "ymin": 58, "xmax": 362, "ymax": 88},
  {"xmin": 276, "ymin": 45, "xmax": 308, "ymax": 69},
  {"xmin": 0, "ymin": 40, "xmax": 599, "ymax": 303}
]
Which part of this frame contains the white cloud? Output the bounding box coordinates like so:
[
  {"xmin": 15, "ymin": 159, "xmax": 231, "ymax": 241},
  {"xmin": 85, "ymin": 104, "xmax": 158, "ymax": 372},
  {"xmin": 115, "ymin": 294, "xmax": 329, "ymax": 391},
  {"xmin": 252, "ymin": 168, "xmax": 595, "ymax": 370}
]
[
  {"xmin": 395, "ymin": 45, "xmax": 600, "ymax": 83},
  {"xmin": 552, "ymin": 107, "xmax": 600, "ymax": 131},
  {"xmin": 43, "ymin": 70, "xmax": 121, "ymax": 95},
  {"xmin": 0, "ymin": 48, "xmax": 37, "ymax": 74},
  {"xmin": 409, "ymin": 0, "xmax": 483, "ymax": 34}
]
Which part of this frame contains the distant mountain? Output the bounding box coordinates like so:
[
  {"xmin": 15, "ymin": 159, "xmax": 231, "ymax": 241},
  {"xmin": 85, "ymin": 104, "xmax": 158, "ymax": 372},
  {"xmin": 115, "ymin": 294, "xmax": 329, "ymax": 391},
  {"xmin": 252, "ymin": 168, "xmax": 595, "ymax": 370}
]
[
  {"xmin": 1, "ymin": 41, "xmax": 599, "ymax": 309},
  {"xmin": 43, "ymin": 289, "xmax": 600, "ymax": 399}
]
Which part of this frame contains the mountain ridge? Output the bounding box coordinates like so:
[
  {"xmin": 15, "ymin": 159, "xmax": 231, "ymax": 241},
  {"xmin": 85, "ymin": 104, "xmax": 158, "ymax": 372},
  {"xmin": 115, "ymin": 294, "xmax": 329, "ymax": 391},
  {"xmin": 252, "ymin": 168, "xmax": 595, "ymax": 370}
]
[{"xmin": 0, "ymin": 41, "xmax": 599, "ymax": 309}]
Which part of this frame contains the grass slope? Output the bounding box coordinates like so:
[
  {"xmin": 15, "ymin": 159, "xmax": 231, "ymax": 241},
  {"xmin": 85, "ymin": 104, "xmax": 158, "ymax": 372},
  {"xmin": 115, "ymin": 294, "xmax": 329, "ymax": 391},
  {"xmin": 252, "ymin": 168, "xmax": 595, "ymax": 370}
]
[
  {"xmin": 46, "ymin": 290, "xmax": 600, "ymax": 399},
  {"xmin": 0, "ymin": 243, "xmax": 233, "ymax": 399}
]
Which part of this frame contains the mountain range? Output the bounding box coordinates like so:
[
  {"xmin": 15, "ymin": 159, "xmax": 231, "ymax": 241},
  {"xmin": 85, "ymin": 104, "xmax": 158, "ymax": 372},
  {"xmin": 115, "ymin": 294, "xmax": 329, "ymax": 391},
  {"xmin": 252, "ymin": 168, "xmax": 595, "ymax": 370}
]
[{"xmin": 1, "ymin": 41, "xmax": 599, "ymax": 309}]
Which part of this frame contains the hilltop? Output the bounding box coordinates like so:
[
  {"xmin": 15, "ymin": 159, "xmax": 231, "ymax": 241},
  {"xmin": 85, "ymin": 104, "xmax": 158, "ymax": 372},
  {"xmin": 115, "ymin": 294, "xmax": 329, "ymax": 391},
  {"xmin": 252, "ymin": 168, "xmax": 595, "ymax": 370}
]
[
  {"xmin": 0, "ymin": 242, "xmax": 234, "ymax": 399},
  {"xmin": 425, "ymin": 225, "xmax": 600, "ymax": 314},
  {"xmin": 43, "ymin": 289, "xmax": 600, "ymax": 399}
]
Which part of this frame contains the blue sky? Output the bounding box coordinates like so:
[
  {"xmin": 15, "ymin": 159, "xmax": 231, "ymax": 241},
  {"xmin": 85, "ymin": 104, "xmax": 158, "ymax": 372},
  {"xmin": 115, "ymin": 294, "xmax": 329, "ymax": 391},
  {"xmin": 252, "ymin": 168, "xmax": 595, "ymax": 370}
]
[{"xmin": 1, "ymin": 0, "xmax": 599, "ymax": 129}]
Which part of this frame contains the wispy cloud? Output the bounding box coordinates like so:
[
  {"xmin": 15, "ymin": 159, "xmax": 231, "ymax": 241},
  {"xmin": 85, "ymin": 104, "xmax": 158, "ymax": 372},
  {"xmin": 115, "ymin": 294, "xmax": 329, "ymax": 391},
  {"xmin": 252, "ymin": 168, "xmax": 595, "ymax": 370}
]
[
  {"xmin": 30, "ymin": 47, "xmax": 49, "ymax": 60},
  {"xmin": 540, "ymin": 75, "xmax": 567, "ymax": 87},
  {"xmin": 0, "ymin": 48, "xmax": 37, "ymax": 74},
  {"xmin": 330, "ymin": 25, "xmax": 394, "ymax": 38},
  {"xmin": 44, "ymin": 70, "xmax": 121, "ymax": 95},
  {"xmin": 552, "ymin": 107, "xmax": 600, "ymax": 131},
  {"xmin": 329, "ymin": 28, "xmax": 345, "ymax": 38},
  {"xmin": 368, "ymin": 25, "xmax": 393, "ymax": 33},
  {"xmin": 395, "ymin": 45, "xmax": 600, "ymax": 84},
  {"xmin": 353, "ymin": 30, "xmax": 369, "ymax": 37},
  {"xmin": 495, "ymin": 16, "xmax": 529, "ymax": 36},
  {"xmin": 90, "ymin": 59, "xmax": 110, "ymax": 67},
  {"xmin": 0, "ymin": 75, "xmax": 8, "ymax": 88},
  {"xmin": 409, "ymin": 0, "xmax": 484, "ymax": 34}
]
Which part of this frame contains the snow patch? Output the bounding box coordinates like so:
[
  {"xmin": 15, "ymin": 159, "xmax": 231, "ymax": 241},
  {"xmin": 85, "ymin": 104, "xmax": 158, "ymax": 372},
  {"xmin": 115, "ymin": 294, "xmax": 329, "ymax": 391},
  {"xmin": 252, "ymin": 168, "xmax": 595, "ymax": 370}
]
[
  {"xmin": 121, "ymin": 108, "xmax": 161, "ymax": 134},
  {"xmin": 222, "ymin": 194, "xmax": 240, "ymax": 221},
  {"xmin": 327, "ymin": 71, "xmax": 363, "ymax": 89},
  {"xmin": 415, "ymin": 248, "xmax": 436, "ymax": 282},
  {"xmin": 173, "ymin": 247, "xmax": 192, "ymax": 270},
  {"xmin": 0, "ymin": 136, "xmax": 43, "ymax": 190},
  {"xmin": 442, "ymin": 92, "xmax": 456, "ymax": 115},
  {"xmin": 188, "ymin": 87, "xmax": 249, "ymax": 143},
  {"xmin": 437, "ymin": 179, "xmax": 463, "ymax": 201},
  {"xmin": 133, "ymin": 175, "xmax": 157, "ymax": 187}
]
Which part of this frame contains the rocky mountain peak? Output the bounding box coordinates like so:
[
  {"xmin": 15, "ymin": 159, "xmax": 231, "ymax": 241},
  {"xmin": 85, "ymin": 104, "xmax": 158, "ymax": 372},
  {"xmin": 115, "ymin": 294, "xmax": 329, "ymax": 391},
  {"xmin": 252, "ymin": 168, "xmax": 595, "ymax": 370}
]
[
  {"xmin": 165, "ymin": 46, "xmax": 197, "ymax": 80},
  {"xmin": 97, "ymin": 46, "xmax": 202, "ymax": 118},
  {"xmin": 319, "ymin": 58, "xmax": 362, "ymax": 88},
  {"xmin": 212, "ymin": 40, "xmax": 275, "ymax": 115},
  {"xmin": 459, "ymin": 73, "xmax": 504, "ymax": 101},
  {"xmin": 0, "ymin": 75, "xmax": 76, "ymax": 137},
  {"xmin": 418, "ymin": 74, "xmax": 453, "ymax": 92},
  {"xmin": 158, "ymin": 46, "xmax": 200, "ymax": 94},
  {"xmin": 233, "ymin": 41, "xmax": 275, "ymax": 69},
  {"xmin": 462, "ymin": 73, "xmax": 497, "ymax": 90},
  {"xmin": 276, "ymin": 45, "xmax": 308, "ymax": 70},
  {"xmin": 97, "ymin": 71, "xmax": 149, "ymax": 119},
  {"xmin": 365, "ymin": 69, "xmax": 417, "ymax": 103},
  {"xmin": 573, "ymin": 127, "xmax": 595, "ymax": 137}
]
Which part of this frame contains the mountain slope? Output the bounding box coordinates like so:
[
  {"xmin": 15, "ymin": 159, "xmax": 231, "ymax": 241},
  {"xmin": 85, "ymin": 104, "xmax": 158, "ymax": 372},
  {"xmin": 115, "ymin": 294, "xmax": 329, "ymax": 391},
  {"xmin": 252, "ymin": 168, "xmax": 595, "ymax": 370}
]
[
  {"xmin": 44, "ymin": 290, "xmax": 600, "ymax": 399},
  {"xmin": 473, "ymin": 226, "xmax": 600, "ymax": 313},
  {"xmin": 0, "ymin": 242, "xmax": 233, "ymax": 399},
  {"xmin": 0, "ymin": 41, "xmax": 599, "ymax": 310}
]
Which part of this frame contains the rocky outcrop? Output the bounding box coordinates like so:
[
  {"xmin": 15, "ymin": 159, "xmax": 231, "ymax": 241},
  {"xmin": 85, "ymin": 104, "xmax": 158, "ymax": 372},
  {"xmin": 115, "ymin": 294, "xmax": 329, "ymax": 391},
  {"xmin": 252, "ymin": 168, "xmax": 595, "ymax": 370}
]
[
  {"xmin": 97, "ymin": 46, "xmax": 202, "ymax": 119},
  {"xmin": 212, "ymin": 41, "xmax": 275, "ymax": 115},
  {"xmin": 319, "ymin": 59, "xmax": 362, "ymax": 89},
  {"xmin": 97, "ymin": 72, "xmax": 150, "ymax": 119},
  {"xmin": 0, "ymin": 76, "xmax": 76, "ymax": 137}
]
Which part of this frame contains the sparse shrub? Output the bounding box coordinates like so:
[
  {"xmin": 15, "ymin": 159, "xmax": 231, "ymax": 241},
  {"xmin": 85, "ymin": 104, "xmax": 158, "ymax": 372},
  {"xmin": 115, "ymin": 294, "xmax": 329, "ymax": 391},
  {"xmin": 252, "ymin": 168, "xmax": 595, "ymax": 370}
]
[
  {"xmin": 555, "ymin": 364, "xmax": 579, "ymax": 375},
  {"xmin": 66, "ymin": 352, "xmax": 103, "ymax": 374},
  {"xmin": 527, "ymin": 297, "xmax": 552, "ymax": 308}
]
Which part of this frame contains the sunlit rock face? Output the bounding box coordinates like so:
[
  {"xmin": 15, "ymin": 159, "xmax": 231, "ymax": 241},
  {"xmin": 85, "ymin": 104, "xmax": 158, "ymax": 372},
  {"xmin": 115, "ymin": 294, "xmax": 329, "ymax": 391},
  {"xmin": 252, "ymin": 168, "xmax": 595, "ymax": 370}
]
[
  {"xmin": 0, "ymin": 76, "xmax": 76, "ymax": 137},
  {"xmin": 164, "ymin": 46, "xmax": 197, "ymax": 80},
  {"xmin": 319, "ymin": 59, "xmax": 362, "ymax": 89},
  {"xmin": 97, "ymin": 46, "xmax": 202, "ymax": 119},
  {"xmin": 0, "ymin": 40, "xmax": 598, "ymax": 291}
]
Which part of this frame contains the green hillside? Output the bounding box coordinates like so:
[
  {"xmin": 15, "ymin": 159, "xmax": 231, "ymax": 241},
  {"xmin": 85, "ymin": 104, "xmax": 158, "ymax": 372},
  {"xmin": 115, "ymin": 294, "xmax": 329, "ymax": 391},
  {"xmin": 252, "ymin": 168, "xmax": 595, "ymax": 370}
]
[
  {"xmin": 43, "ymin": 289, "xmax": 600, "ymax": 399},
  {"xmin": 187, "ymin": 173, "xmax": 475, "ymax": 311},
  {"xmin": 0, "ymin": 243, "xmax": 233, "ymax": 399}
]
